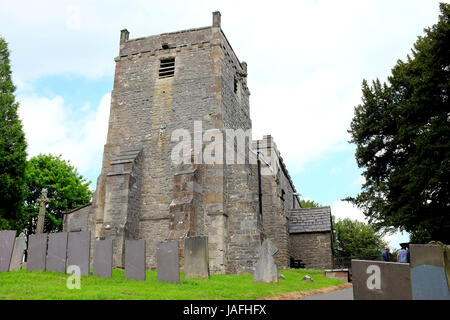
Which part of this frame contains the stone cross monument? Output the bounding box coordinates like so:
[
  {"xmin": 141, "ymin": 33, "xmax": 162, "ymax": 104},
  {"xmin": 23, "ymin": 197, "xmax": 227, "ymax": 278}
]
[{"xmin": 36, "ymin": 188, "xmax": 49, "ymax": 234}]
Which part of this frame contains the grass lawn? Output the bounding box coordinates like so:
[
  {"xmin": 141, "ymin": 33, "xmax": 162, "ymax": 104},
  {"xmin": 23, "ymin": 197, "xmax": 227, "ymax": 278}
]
[{"xmin": 0, "ymin": 268, "xmax": 343, "ymax": 300}]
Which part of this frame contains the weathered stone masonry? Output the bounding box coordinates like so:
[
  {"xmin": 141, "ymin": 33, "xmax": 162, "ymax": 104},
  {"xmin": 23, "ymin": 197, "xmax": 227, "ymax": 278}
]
[{"xmin": 63, "ymin": 11, "xmax": 334, "ymax": 273}]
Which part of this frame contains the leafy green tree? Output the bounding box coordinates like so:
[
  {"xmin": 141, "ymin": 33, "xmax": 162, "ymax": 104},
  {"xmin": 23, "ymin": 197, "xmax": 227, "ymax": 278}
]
[
  {"xmin": 346, "ymin": 3, "xmax": 450, "ymax": 243},
  {"xmin": 300, "ymin": 199, "xmax": 321, "ymax": 208},
  {"xmin": 0, "ymin": 37, "xmax": 27, "ymax": 230},
  {"xmin": 20, "ymin": 154, "xmax": 92, "ymax": 234},
  {"xmin": 333, "ymin": 217, "xmax": 387, "ymax": 258}
]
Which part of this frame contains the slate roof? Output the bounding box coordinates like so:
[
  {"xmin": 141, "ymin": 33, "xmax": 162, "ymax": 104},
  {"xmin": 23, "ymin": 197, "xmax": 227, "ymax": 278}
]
[{"xmin": 288, "ymin": 206, "xmax": 332, "ymax": 234}]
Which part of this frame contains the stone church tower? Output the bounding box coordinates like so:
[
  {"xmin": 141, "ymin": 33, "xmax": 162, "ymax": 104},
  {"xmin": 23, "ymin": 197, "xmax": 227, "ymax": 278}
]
[
  {"xmin": 88, "ymin": 11, "xmax": 263, "ymax": 274},
  {"xmin": 63, "ymin": 12, "xmax": 334, "ymax": 274}
]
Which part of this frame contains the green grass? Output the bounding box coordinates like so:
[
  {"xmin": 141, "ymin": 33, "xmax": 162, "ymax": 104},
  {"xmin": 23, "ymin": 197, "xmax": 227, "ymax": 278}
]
[{"xmin": 0, "ymin": 268, "xmax": 343, "ymax": 300}]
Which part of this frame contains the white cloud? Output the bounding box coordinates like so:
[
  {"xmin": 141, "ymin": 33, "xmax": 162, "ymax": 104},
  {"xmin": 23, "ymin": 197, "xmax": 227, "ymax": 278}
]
[
  {"xmin": 18, "ymin": 93, "xmax": 110, "ymax": 177},
  {"xmin": 331, "ymin": 200, "xmax": 368, "ymax": 222}
]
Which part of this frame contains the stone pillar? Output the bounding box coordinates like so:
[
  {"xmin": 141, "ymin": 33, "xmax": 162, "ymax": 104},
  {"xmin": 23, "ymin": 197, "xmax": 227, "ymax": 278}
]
[
  {"xmin": 212, "ymin": 11, "xmax": 221, "ymax": 28},
  {"xmin": 100, "ymin": 147, "xmax": 142, "ymax": 268},
  {"xmin": 168, "ymin": 165, "xmax": 202, "ymax": 267},
  {"xmin": 36, "ymin": 189, "xmax": 49, "ymax": 234},
  {"xmin": 204, "ymin": 164, "xmax": 228, "ymax": 274},
  {"xmin": 120, "ymin": 29, "xmax": 129, "ymax": 44},
  {"xmin": 241, "ymin": 62, "xmax": 247, "ymax": 74}
]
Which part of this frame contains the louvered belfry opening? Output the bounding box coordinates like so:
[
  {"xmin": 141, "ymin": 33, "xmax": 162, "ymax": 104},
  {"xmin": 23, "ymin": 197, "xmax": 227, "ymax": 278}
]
[{"xmin": 159, "ymin": 57, "xmax": 175, "ymax": 78}]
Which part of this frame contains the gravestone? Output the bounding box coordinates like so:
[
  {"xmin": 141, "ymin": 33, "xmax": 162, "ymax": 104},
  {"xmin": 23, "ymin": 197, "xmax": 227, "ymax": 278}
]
[
  {"xmin": 410, "ymin": 244, "xmax": 450, "ymax": 300},
  {"xmin": 0, "ymin": 230, "xmax": 16, "ymax": 272},
  {"xmin": 184, "ymin": 236, "xmax": 209, "ymax": 279},
  {"xmin": 46, "ymin": 232, "xmax": 68, "ymax": 273},
  {"xmin": 125, "ymin": 239, "xmax": 146, "ymax": 281},
  {"xmin": 156, "ymin": 240, "xmax": 180, "ymax": 283},
  {"xmin": 93, "ymin": 239, "xmax": 113, "ymax": 278},
  {"xmin": 9, "ymin": 233, "xmax": 27, "ymax": 271},
  {"xmin": 253, "ymin": 238, "xmax": 278, "ymax": 283},
  {"xmin": 67, "ymin": 231, "xmax": 91, "ymax": 276},
  {"xmin": 351, "ymin": 260, "xmax": 412, "ymax": 300},
  {"xmin": 27, "ymin": 233, "xmax": 48, "ymax": 271}
]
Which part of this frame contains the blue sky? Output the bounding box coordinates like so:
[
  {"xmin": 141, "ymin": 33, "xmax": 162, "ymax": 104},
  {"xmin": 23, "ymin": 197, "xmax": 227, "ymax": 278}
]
[{"xmin": 1, "ymin": 0, "xmax": 443, "ymax": 249}]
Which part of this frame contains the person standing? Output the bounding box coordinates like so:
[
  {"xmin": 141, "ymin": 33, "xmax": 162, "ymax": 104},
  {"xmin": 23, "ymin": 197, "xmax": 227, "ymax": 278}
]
[
  {"xmin": 397, "ymin": 245, "xmax": 408, "ymax": 263},
  {"xmin": 382, "ymin": 248, "xmax": 390, "ymax": 262}
]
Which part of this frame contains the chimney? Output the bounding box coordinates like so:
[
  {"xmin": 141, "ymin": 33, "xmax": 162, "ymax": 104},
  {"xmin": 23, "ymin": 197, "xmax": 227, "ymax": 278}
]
[
  {"xmin": 212, "ymin": 11, "xmax": 221, "ymax": 28},
  {"xmin": 120, "ymin": 29, "xmax": 129, "ymax": 44}
]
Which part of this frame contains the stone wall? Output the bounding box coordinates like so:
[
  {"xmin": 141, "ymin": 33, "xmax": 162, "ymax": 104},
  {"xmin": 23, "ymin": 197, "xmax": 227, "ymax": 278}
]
[
  {"xmin": 252, "ymin": 135, "xmax": 300, "ymax": 269},
  {"xmin": 63, "ymin": 204, "xmax": 91, "ymax": 232},
  {"xmin": 289, "ymin": 232, "xmax": 333, "ymax": 269},
  {"xmin": 352, "ymin": 260, "xmax": 412, "ymax": 300}
]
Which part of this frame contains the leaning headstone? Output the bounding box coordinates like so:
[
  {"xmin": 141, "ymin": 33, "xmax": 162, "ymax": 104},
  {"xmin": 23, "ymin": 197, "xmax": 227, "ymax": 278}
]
[
  {"xmin": 125, "ymin": 239, "xmax": 146, "ymax": 281},
  {"xmin": 410, "ymin": 244, "xmax": 450, "ymax": 300},
  {"xmin": 93, "ymin": 239, "xmax": 113, "ymax": 278},
  {"xmin": 46, "ymin": 232, "xmax": 68, "ymax": 273},
  {"xmin": 27, "ymin": 233, "xmax": 48, "ymax": 271},
  {"xmin": 0, "ymin": 230, "xmax": 16, "ymax": 272},
  {"xmin": 253, "ymin": 238, "xmax": 278, "ymax": 283},
  {"xmin": 351, "ymin": 260, "xmax": 412, "ymax": 300},
  {"xmin": 9, "ymin": 233, "xmax": 27, "ymax": 271},
  {"xmin": 67, "ymin": 231, "xmax": 91, "ymax": 276},
  {"xmin": 184, "ymin": 236, "xmax": 209, "ymax": 279},
  {"xmin": 156, "ymin": 240, "xmax": 180, "ymax": 283}
]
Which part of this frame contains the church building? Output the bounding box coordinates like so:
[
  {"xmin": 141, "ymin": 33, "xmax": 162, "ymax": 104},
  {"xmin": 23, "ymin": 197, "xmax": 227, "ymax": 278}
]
[{"xmin": 63, "ymin": 12, "xmax": 334, "ymax": 273}]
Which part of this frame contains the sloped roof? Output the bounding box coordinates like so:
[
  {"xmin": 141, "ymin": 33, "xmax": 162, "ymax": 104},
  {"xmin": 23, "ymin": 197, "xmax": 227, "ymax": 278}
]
[
  {"xmin": 63, "ymin": 203, "xmax": 92, "ymax": 215},
  {"xmin": 288, "ymin": 206, "xmax": 332, "ymax": 234}
]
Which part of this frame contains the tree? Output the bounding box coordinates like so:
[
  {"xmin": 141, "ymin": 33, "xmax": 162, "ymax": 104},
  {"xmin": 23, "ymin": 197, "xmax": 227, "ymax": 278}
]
[
  {"xmin": 300, "ymin": 199, "xmax": 321, "ymax": 208},
  {"xmin": 20, "ymin": 154, "xmax": 92, "ymax": 235},
  {"xmin": 0, "ymin": 37, "xmax": 27, "ymax": 230},
  {"xmin": 346, "ymin": 3, "xmax": 450, "ymax": 243},
  {"xmin": 333, "ymin": 217, "xmax": 387, "ymax": 258}
]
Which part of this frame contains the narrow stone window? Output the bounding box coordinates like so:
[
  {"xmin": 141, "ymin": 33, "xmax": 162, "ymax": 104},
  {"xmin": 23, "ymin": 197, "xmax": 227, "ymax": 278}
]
[
  {"xmin": 234, "ymin": 76, "xmax": 238, "ymax": 93},
  {"xmin": 159, "ymin": 58, "xmax": 175, "ymax": 78}
]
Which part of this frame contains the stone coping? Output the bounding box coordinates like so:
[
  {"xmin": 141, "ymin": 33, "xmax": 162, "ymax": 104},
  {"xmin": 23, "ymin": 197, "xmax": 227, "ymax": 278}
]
[{"xmin": 324, "ymin": 268, "xmax": 349, "ymax": 272}]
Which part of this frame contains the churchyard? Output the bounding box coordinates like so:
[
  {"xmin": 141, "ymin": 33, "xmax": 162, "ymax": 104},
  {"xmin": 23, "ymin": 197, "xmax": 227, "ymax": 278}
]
[{"xmin": 0, "ymin": 230, "xmax": 344, "ymax": 300}]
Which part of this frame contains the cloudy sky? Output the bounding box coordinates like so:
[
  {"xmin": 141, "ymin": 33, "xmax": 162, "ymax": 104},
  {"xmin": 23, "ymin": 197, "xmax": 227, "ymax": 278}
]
[{"xmin": 1, "ymin": 0, "xmax": 444, "ymax": 249}]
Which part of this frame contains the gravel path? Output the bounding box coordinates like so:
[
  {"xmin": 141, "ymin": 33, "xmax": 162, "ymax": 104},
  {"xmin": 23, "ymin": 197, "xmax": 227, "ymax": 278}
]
[{"xmin": 299, "ymin": 288, "xmax": 354, "ymax": 300}]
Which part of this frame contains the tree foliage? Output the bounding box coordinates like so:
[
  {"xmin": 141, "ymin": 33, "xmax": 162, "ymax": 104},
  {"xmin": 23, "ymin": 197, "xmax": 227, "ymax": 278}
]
[
  {"xmin": 20, "ymin": 154, "xmax": 92, "ymax": 234},
  {"xmin": 0, "ymin": 37, "xmax": 27, "ymax": 230},
  {"xmin": 300, "ymin": 199, "xmax": 321, "ymax": 208},
  {"xmin": 333, "ymin": 217, "xmax": 387, "ymax": 258},
  {"xmin": 346, "ymin": 4, "xmax": 450, "ymax": 243}
]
